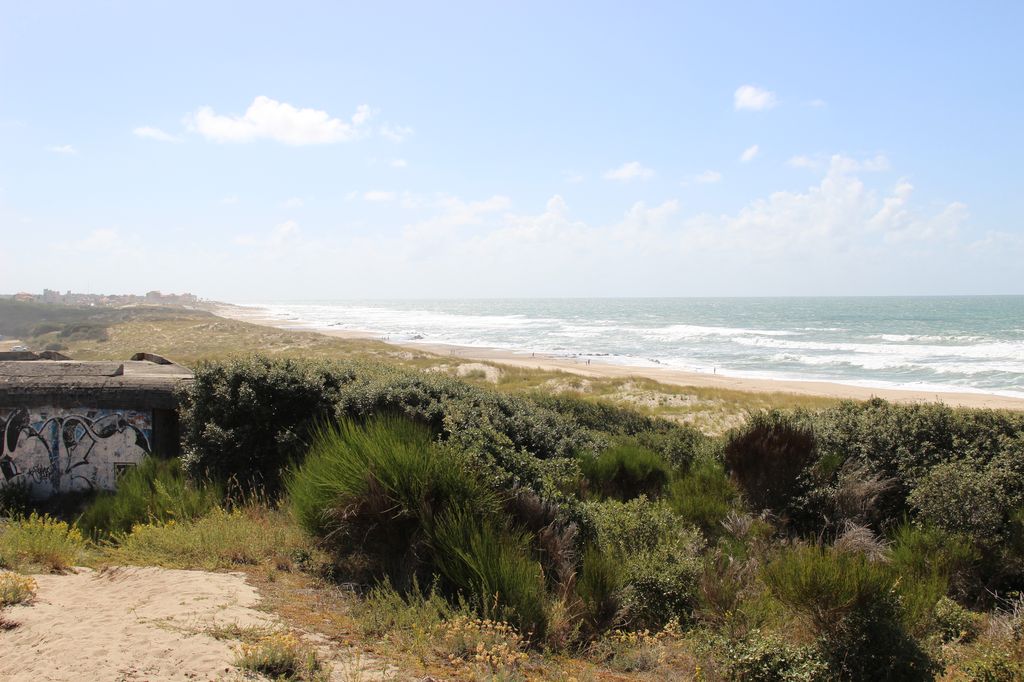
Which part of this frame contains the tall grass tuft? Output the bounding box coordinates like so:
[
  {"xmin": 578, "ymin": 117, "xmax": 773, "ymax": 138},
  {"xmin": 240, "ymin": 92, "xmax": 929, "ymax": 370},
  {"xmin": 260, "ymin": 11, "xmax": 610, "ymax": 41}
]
[
  {"xmin": 430, "ymin": 508, "xmax": 548, "ymax": 636},
  {"xmin": 580, "ymin": 442, "xmax": 671, "ymax": 500},
  {"xmin": 288, "ymin": 417, "xmax": 496, "ymax": 586},
  {"xmin": 77, "ymin": 457, "xmax": 221, "ymax": 539},
  {"xmin": 575, "ymin": 548, "xmax": 623, "ymax": 632},
  {"xmin": 668, "ymin": 458, "xmax": 738, "ymax": 533}
]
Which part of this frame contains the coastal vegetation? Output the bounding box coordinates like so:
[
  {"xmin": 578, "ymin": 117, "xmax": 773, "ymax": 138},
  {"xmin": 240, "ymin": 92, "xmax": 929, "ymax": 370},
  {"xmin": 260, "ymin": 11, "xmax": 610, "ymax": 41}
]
[
  {"xmin": 3, "ymin": 303, "xmax": 1024, "ymax": 678},
  {"xmin": 2, "ymin": 353, "xmax": 1023, "ymax": 679}
]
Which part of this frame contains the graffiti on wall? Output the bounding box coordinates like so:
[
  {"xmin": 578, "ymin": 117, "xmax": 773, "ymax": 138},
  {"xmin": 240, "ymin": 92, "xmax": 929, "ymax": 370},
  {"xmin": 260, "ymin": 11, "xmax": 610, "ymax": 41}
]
[{"xmin": 0, "ymin": 407, "xmax": 151, "ymax": 497}]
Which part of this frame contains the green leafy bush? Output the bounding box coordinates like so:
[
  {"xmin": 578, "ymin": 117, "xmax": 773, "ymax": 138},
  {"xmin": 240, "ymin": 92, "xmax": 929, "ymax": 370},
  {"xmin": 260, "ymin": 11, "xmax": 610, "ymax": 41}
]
[
  {"xmin": 77, "ymin": 458, "xmax": 220, "ymax": 539},
  {"xmin": 588, "ymin": 497, "xmax": 703, "ymax": 629},
  {"xmin": 933, "ymin": 596, "xmax": 982, "ymax": 643},
  {"xmin": 179, "ymin": 356, "xmax": 349, "ymax": 494},
  {"xmin": 726, "ymin": 630, "xmax": 828, "ymax": 681},
  {"xmin": 580, "ymin": 441, "xmax": 671, "ymax": 500}
]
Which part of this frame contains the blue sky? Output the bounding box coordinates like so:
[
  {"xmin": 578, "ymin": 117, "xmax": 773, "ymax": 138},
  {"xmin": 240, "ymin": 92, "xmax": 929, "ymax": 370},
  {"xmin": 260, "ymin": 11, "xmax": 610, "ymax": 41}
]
[{"xmin": 1, "ymin": 1, "xmax": 1022, "ymax": 299}]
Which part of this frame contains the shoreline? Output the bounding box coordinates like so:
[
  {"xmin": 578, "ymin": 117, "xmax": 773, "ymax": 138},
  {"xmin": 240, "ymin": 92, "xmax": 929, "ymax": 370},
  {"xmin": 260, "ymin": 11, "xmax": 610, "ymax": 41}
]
[{"xmin": 213, "ymin": 304, "xmax": 1024, "ymax": 411}]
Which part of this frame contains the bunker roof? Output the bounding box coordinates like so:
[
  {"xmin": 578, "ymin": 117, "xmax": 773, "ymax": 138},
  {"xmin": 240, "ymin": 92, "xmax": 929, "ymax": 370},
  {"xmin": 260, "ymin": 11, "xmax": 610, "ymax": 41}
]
[{"xmin": 0, "ymin": 352, "xmax": 192, "ymax": 410}]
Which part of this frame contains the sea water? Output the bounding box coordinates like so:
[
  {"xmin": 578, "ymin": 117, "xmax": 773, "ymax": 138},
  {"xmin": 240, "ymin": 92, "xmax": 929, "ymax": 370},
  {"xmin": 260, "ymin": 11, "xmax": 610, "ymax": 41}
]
[{"xmin": 235, "ymin": 297, "xmax": 1024, "ymax": 398}]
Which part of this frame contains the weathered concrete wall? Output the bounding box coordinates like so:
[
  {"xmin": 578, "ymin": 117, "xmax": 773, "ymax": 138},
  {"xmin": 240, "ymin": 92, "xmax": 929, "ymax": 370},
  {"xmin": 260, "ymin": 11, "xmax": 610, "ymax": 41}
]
[{"xmin": 0, "ymin": 406, "xmax": 151, "ymax": 498}]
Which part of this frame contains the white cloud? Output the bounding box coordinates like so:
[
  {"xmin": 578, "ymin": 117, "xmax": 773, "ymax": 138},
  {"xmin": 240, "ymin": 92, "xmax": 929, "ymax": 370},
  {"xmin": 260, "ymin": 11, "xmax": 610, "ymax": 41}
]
[
  {"xmin": 76, "ymin": 228, "xmax": 119, "ymax": 250},
  {"xmin": 280, "ymin": 197, "xmax": 304, "ymax": 208},
  {"xmin": 133, "ymin": 126, "xmax": 181, "ymax": 143},
  {"xmin": 788, "ymin": 155, "xmax": 819, "ymax": 169},
  {"xmin": 604, "ymin": 161, "xmax": 655, "ymax": 182},
  {"xmin": 734, "ymin": 85, "xmax": 777, "ymax": 111},
  {"xmin": 693, "ymin": 170, "xmax": 723, "ymax": 184},
  {"xmin": 829, "ymin": 154, "xmax": 890, "ymax": 173},
  {"xmin": 562, "ymin": 171, "xmax": 584, "ymax": 183},
  {"xmin": 402, "ymin": 194, "xmax": 512, "ymax": 241},
  {"xmin": 364, "ymin": 191, "xmax": 397, "ymax": 202},
  {"xmin": 47, "ymin": 144, "xmax": 76, "ymax": 154},
  {"xmin": 806, "ymin": 98, "xmax": 828, "ymax": 108},
  {"xmin": 351, "ymin": 105, "xmax": 373, "ymax": 125},
  {"xmin": 187, "ymin": 96, "xmax": 372, "ymax": 145},
  {"xmin": 220, "ymin": 195, "xmax": 240, "ymax": 205},
  {"xmin": 235, "ymin": 220, "xmax": 300, "ymax": 248},
  {"xmin": 740, "ymin": 144, "xmax": 759, "ymax": 163},
  {"xmin": 380, "ymin": 123, "xmax": 414, "ymax": 142},
  {"xmin": 390, "ymin": 159, "xmax": 408, "ymax": 168}
]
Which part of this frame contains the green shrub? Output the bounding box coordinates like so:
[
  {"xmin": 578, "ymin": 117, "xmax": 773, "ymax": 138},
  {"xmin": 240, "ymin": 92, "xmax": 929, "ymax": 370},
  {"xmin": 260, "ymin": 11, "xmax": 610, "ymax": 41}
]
[
  {"xmin": 580, "ymin": 441, "xmax": 671, "ymax": 500},
  {"xmin": 807, "ymin": 400, "xmax": 1024, "ymax": 510},
  {"xmin": 726, "ymin": 630, "xmax": 828, "ymax": 681},
  {"xmin": 431, "ymin": 508, "xmax": 547, "ymax": 636},
  {"xmin": 668, "ymin": 458, "xmax": 738, "ymax": 533},
  {"xmin": 77, "ymin": 458, "xmax": 220, "ymax": 539},
  {"xmin": 908, "ymin": 459, "xmax": 1008, "ymax": 542},
  {"xmin": 724, "ymin": 411, "xmax": 817, "ymax": 519},
  {"xmin": 0, "ymin": 513, "xmax": 85, "ymax": 571},
  {"xmin": 588, "ymin": 497, "xmax": 703, "ymax": 629},
  {"xmin": 933, "ymin": 596, "xmax": 982, "ymax": 643},
  {"xmin": 958, "ymin": 645, "xmax": 1024, "ymax": 681},
  {"xmin": 179, "ymin": 356, "xmax": 348, "ymax": 495}
]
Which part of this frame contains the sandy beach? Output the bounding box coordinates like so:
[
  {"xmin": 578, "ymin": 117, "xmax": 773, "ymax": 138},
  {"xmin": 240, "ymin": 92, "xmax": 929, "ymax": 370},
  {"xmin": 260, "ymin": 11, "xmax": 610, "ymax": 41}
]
[{"xmin": 214, "ymin": 305, "xmax": 1024, "ymax": 411}]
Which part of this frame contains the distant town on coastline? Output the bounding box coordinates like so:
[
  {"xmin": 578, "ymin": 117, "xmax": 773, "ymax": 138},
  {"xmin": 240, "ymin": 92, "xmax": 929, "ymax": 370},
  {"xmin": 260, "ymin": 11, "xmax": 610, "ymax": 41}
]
[{"xmin": 2, "ymin": 290, "xmax": 200, "ymax": 307}]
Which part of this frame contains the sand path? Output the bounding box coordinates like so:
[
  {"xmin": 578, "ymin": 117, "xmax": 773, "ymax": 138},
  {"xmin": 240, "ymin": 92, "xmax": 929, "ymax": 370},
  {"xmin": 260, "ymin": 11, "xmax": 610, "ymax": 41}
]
[{"xmin": 2, "ymin": 567, "xmax": 281, "ymax": 681}]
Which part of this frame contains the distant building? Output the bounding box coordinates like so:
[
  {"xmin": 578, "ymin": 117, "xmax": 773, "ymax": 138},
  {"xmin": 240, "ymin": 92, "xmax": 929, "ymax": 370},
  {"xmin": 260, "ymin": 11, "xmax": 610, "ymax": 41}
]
[{"xmin": 0, "ymin": 352, "xmax": 193, "ymax": 498}]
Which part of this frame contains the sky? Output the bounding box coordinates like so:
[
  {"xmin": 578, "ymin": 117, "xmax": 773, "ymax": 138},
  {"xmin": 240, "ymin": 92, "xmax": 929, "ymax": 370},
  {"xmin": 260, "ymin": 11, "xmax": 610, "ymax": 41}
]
[{"xmin": 1, "ymin": 1, "xmax": 1022, "ymax": 300}]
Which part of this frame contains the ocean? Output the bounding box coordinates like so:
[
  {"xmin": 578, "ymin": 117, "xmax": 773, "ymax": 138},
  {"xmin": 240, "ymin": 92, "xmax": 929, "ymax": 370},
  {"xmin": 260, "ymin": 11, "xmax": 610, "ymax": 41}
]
[{"xmin": 236, "ymin": 297, "xmax": 1024, "ymax": 398}]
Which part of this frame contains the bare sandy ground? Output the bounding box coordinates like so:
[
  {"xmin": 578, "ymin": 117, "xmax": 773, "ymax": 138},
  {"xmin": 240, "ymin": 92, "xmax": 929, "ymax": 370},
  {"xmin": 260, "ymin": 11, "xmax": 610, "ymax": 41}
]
[
  {"xmin": 216, "ymin": 305, "xmax": 1024, "ymax": 411},
  {"xmin": 0, "ymin": 567, "xmax": 274, "ymax": 681}
]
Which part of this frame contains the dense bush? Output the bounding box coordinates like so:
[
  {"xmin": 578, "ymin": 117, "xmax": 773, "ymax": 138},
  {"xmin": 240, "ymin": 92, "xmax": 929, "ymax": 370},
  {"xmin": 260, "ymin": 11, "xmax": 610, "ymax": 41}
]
[
  {"xmin": 172, "ymin": 356, "xmax": 1024, "ymax": 670},
  {"xmin": 580, "ymin": 441, "xmax": 671, "ymax": 500},
  {"xmin": 805, "ymin": 400, "xmax": 1024, "ymax": 522},
  {"xmin": 726, "ymin": 630, "xmax": 828, "ymax": 681},
  {"xmin": 908, "ymin": 459, "xmax": 1008, "ymax": 542},
  {"xmin": 588, "ymin": 497, "xmax": 703, "ymax": 628},
  {"xmin": 179, "ymin": 356, "xmax": 349, "ymax": 494},
  {"xmin": 77, "ymin": 458, "xmax": 220, "ymax": 539}
]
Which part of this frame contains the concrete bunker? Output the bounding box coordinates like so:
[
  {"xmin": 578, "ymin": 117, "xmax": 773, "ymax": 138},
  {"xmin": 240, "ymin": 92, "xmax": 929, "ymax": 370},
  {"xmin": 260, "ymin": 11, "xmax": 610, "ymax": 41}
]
[{"xmin": 0, "ymin": 352, "xmax": 192, "ymax": 498}]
